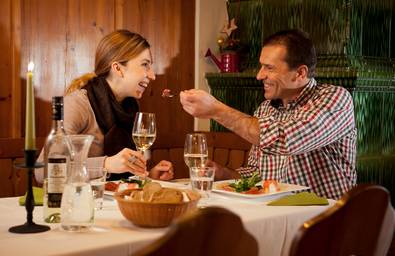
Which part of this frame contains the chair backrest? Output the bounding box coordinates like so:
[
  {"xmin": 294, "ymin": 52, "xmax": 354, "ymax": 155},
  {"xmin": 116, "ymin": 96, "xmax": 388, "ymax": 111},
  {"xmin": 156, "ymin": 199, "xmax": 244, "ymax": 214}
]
[
  {"xmin": 150, "ymin": 132, "xmax": 251, "ymax": 179},
  {"xmin": 134, "ymin": 206, "xmax": 258, "ymax": 256},
  {"xmin": 290, "ymin": 184, "xmax": 395, "ymax": 256}
]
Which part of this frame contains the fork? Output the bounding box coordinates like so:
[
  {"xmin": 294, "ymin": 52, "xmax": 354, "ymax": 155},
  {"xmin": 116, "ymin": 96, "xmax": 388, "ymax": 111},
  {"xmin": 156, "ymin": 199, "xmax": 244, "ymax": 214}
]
[{"xmin": 161, "ymin": 89, "xmax": 178, "ymax": 98}]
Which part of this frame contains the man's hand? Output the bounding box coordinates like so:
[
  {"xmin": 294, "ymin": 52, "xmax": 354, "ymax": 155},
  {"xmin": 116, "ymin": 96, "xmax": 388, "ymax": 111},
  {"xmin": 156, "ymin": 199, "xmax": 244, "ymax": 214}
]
[
  {"xmin": 179, "ymin": 89, "xmax": 222, "ymax": 119},
  {"xmin": 149, "ymin": 160, "xmax": 174, "ymax": 180},
  {"xmin": 180, "ymin": 89, "xmax": 259, "ymax": 145},
  {"xmin": 205, "ymin": 160, "xmax": 240, "ymax": 181}
]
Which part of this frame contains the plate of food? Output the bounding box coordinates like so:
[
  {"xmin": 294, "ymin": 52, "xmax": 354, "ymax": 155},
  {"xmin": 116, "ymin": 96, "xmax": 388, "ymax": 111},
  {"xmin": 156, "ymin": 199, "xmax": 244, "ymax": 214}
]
[{"xmin": 213, "ymin": 173, "xmax": 309, "ymax": 201}]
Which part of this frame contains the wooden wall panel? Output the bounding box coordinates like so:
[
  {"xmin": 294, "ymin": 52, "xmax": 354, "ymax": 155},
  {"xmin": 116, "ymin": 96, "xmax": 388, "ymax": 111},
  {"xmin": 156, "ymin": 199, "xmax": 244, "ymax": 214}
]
[
  {"xmin": 21, "ymin": 0, "xmax": 68, "ymax": 137},
  {"xmin": 0, "ymin": 138, "xmax": 43, "ymax": 198},
  {"xmin": 0, "ymin": 0, "xmax": 195, "ymax": 197},
  {"xmin": 12, "ymin": 157, "xmax": 39, "ymax": 196},
  {"xmin": 10, "ymin": 0, "xmax": 22, "ymax": 138},
  {"xmin": 0, "ymin": 159, "xmax": 14, "ymax": 197},
  {"xmin": 65, "ymin": 0, "xmax": 115, "ymax": 87},
  {"xmin": 2, "ymin": 0, "xmax": 195, "ymax": 140},
  {"xmin": 119, "ymin": 0, "xmax": 195, "ymax": 140},
  {"xmin": 0, "ymin": 0, "xmax": 12, "ymax": 138}
]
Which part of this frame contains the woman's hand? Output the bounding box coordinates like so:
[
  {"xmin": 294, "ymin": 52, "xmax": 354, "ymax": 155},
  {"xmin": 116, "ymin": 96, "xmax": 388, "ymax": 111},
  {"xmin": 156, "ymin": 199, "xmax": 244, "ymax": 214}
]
[
  {"xmin": 104, "ymin": 148, "xmax": 148, "ymax": 177},
  {"xmin": 149, "ymin": 160, "xmax": 174, "ymax": 180}
]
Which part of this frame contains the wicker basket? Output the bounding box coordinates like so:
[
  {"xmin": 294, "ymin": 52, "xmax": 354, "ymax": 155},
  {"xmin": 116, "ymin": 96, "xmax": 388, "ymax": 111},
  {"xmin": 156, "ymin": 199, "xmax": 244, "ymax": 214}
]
[{"xmin": 114, "ymin": 189, "xmax": 200, "ymax": 228}]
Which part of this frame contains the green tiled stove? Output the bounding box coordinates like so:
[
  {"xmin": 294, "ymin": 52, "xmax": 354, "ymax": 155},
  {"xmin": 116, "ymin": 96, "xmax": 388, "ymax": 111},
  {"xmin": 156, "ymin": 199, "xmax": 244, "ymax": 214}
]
[{"xmin": 206, "ymin": 0, "xmax": 395, "ymax": 204}]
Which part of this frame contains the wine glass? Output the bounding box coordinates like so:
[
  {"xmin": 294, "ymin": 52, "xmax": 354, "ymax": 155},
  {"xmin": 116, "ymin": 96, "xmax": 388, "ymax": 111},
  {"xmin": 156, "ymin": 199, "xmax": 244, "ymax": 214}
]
[
  {"xmin": 184, "ymin": 133, "xmax": 208, "ymax": 169},
  {"xmin": 131, "ymin": 112, "xmax": 156, "ymax": 180},
  {"xmin": 132, "ymin": 112, "xmax": 156, "ymax": 153}
]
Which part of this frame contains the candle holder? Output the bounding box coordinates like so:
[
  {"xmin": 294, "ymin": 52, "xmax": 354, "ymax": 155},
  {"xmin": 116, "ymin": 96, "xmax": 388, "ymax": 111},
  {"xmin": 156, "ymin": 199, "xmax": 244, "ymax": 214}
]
[{"xmin": 9, "ymin": 149, "xmax": 50, "ymax": 233}]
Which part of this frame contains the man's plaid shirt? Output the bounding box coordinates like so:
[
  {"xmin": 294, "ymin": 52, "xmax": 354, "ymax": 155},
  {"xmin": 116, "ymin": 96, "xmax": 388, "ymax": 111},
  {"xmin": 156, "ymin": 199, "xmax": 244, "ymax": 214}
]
[{"xmin": 238, "ymin": 78, "xmax": 357, "ymax": 199}]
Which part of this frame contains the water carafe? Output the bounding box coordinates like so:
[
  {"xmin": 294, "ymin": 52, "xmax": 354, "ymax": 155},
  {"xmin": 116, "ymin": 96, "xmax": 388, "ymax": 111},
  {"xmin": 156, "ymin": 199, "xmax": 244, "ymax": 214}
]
[{"xmin": 61, "ymin": 135, "xmax": 94, "ymax": 231}]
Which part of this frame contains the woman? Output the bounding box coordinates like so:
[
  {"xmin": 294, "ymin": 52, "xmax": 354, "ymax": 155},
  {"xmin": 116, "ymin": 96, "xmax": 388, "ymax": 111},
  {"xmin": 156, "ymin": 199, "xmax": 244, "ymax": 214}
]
[{"xmin": 62, "ymin": 29, "xmax": 173, "ymax": 180}]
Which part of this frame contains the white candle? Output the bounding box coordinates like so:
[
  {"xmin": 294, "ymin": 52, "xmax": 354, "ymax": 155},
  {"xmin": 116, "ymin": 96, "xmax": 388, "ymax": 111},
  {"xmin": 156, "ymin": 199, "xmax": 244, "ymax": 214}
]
[{"xmin": 25, "ymin": 62, "xmax": 36, "ymax": 150}]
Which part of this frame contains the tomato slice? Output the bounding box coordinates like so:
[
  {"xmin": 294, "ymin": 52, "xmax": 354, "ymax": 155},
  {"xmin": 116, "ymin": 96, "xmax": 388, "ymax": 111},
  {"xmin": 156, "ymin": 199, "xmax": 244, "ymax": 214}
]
[
  {"xmin": 104, "ymin": 181, "xmax": 119, "ymax": 192},
  {"xmin": 263, "ymin": 180, "xmax": 280, "ymax": 193},
  {"xmin": 242, "ymin": 186, "xmax": 263, "ymax": 194}
]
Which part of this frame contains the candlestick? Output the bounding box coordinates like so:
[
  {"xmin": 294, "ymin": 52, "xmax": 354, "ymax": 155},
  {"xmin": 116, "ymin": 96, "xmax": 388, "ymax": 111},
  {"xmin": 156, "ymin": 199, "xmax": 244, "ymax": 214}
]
[
  {"xmin": 9, "ymin": 150, "xmax": 50, "ymax": 233},
  {"xmin": 25, "ymin": 62, "xmax": 36, "ymax": 150}
]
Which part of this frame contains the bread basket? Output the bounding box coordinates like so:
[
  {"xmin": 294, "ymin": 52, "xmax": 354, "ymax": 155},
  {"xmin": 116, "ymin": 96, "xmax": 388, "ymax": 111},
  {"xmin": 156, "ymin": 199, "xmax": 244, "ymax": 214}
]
[{"xmin": 114, "ymin": 188, "xmax": 200, "ymax": 228}]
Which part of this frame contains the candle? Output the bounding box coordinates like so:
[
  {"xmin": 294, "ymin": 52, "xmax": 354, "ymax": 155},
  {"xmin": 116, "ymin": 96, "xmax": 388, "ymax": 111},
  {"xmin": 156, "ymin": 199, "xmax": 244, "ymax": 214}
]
[{"xmin": 25, "ymin": 62, "xmax": 36, "ymax": 150}]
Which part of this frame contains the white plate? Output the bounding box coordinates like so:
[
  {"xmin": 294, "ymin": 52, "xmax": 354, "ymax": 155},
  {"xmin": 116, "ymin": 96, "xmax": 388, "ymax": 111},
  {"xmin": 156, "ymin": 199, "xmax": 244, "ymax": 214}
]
[
  {"xmin": 104, "ymin": 190, "xmax": 115, "ymax": 197},
  {"xmin": 212, "ymin": 180, "xmax": 309, "ymax": 202}
]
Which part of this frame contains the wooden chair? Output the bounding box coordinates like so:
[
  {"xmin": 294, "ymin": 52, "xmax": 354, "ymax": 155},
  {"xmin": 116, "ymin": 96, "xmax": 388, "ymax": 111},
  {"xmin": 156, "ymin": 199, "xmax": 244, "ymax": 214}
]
[
  {"xmin": 134, "ymin": 206, "xmax": 258, "ymax": 256},
  {"xmin": 150, "ymin": 132, "xmax": 251, "ymax": 179},
  {"xmin": 289, "ymin": 184, "xmax": 395, "ymax": 256}
]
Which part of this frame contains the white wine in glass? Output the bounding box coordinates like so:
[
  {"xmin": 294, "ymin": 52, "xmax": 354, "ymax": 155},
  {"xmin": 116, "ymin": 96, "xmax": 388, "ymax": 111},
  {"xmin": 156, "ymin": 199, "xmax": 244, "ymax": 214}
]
[
  {"xmin": 132, "ymin": 112, "xmax": 156, "ymax": 152},
  {"xmin": 184, "ymin": 133, "xmax": 208, "ymax": 168},
  {"xmin": 132, "ymin": 133, "xmax": 156, "ymax": 152}
]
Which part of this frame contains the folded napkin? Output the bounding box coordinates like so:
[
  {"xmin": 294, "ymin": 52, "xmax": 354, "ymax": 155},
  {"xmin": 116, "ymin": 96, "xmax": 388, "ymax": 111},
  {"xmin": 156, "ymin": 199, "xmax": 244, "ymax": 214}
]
[
  {"xmin": 267, "ymin": 192, "xmax": 329, "ymax": 206},
  {"xmin": 19, "ymin": 187, "xmax": 44, "ymax": 206}
]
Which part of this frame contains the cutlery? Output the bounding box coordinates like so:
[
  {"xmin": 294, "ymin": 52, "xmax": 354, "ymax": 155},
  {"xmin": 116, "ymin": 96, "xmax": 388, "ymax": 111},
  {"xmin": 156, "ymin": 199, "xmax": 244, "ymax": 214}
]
[{"xmin": 161, "ymin": 89, "xmax": 178, "ymax": 98}]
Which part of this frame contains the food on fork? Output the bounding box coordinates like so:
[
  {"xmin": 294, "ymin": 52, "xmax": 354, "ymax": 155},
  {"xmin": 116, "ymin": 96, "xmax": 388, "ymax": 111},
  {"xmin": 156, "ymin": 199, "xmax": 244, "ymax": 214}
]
[{"xmin": 161, "ymin": 88, "xmax": 175, "ymax": 98}]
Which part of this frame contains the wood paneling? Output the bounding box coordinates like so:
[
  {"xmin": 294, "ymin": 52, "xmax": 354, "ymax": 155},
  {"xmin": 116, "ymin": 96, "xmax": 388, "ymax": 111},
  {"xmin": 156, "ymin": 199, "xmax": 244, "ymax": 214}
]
[
  {"xmin": 0, "ymin": 0, "xmax": 195, "ymax": 197},
  {"xmin": 0, "ymin": 159, "xmax": 14, "ymax": 197},
  {"xmin": 0, "ymin": 138, "xmax": 44, "ymax": 197},
  {"xmin": 0, "ymin": 138, "xmax": 45, "ymax": 158},
  {"xmin": 120, "ymin": 0, "xmax": 195, "ymax": 140},
  {"xmin": 11, "ymin": 0, "xmax": 22, "ymax": 138},
  {"xmin": 65, "ymin": 0, "xmax": 115, "ymax": 87},
  {"xmin": 3, "ymin": 0, "xmax": 195, "ymax": 139},
  {"xmin": 21, "ymin": 0, "xmax": 68, "ymax": 137},
  {"xmin": 16, "ymin": 0, "xmax": 195, "ymax": 139},
  {"xmin": 0, "ymin": 0, "xmax": 12, "ymax": 138}
]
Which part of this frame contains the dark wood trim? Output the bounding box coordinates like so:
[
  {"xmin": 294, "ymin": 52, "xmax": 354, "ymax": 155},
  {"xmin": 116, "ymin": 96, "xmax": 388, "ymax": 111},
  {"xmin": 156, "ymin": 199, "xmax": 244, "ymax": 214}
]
[{"xmin": 0, "ymin": 137, "xmax": 45, "ymax": 158}]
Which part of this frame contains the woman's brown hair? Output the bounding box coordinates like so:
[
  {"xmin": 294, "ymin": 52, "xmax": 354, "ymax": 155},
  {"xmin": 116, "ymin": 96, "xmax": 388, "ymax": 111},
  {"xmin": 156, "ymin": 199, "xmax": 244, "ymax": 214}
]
[{"xmin": 65, "ymin": 30, "xmax": 150, "ymax": 94}]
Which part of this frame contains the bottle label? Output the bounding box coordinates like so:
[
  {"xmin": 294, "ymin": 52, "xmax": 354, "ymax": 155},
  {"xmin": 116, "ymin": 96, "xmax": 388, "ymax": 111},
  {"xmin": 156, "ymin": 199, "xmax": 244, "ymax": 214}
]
[
  {"xmin": 47, "ymin": 193, "xmax": 62, "ymax": 208},
  {"xmin": 47, "ymin": 158, "xmax": 67, "ymax": 195}
]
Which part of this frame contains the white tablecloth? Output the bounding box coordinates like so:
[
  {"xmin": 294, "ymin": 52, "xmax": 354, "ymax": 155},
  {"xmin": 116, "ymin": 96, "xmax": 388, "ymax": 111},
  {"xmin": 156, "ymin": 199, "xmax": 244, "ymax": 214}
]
[{"xmin": 0, "ymin": 189, "xmax": 332, "ymax": 256}]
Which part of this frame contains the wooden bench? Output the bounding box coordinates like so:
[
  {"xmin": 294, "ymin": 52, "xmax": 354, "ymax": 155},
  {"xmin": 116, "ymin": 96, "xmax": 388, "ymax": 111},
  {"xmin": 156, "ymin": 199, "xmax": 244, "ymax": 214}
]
[
  {"xmin": 0, "ymin": 132, "xmax": 251, "ymax": 197},
  {"xmin": 150, "ymin": 132, "xmax": 252, "ymax": 179},
  {"xmin": 0, "ymin": 138, "xmax": 44, "ymax": 197}
]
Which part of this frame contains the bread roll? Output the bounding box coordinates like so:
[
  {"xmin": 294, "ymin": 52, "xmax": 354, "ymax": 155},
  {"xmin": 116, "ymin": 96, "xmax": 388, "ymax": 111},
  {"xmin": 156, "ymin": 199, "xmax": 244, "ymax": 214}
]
[{"xmin": 126, "ymin": 182, "xmax": 197, "ymax": 204}]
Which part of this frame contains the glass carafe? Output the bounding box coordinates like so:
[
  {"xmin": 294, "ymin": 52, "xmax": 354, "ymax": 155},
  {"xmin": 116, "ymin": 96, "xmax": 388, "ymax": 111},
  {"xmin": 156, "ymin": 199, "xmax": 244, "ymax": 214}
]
[{"xmin": 61, "ymin": 135, "xmax": 94, "ymax": 232}]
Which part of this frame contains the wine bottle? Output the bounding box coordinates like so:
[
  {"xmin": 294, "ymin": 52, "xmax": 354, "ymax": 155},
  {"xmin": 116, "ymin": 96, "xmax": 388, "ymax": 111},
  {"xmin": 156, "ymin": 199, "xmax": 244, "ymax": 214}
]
[{"xmin": 43, "ymin": 96, "xmax": 72, "ymax": 223}]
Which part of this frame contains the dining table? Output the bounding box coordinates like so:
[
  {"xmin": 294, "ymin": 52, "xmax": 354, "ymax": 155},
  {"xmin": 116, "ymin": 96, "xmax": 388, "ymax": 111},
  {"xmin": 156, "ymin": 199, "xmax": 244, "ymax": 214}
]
[{"xmin": 0, "ymin": 180, "xmax": 333, "ymax": 256}]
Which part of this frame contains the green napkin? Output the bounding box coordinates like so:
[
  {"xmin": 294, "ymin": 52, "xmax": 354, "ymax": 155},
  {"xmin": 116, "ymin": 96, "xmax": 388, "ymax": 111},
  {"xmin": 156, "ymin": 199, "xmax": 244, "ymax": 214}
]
[
  {"xmin": 19, "ymin": 187, "xmax": 44, "ymax": 206},
  {"xmin": 267, "ymin": 192, "xmax": 329, "ymax": 206}
]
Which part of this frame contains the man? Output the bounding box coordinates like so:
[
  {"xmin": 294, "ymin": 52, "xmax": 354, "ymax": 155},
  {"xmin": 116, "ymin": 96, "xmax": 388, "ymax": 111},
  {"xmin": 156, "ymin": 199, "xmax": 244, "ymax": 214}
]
[{"xmin": 180, "ymin": 29, "xmax": 356, "ymax": 199}]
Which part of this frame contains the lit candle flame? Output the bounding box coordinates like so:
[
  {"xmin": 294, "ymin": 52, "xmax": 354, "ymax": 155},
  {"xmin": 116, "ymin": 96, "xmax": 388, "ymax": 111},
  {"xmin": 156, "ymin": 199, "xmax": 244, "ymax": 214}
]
[{"xmin": 28, "ymin": 62, "xmax": 34, "ymax": 72}]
